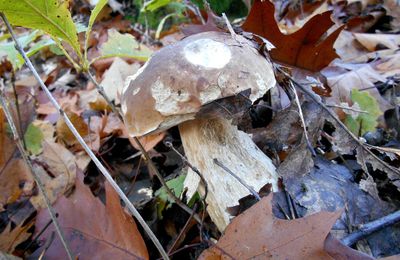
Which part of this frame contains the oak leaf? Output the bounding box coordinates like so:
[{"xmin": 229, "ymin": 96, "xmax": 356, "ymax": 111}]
[
  {"xmin": 200, "ymin": 194, "xmax": 342, "ymax": 259},
  {"xmin": 34, "ymin": 173, "xmax": 149, "ymax": 259},
  {"xmin": 0, "ymin": 221, "xmax": 33, "ymax": 253},
  {"xmin": 242, "ymin": 0, "xmax": 343, "ymax": 71}
]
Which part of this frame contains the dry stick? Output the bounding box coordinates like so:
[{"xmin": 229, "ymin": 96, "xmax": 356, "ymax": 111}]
[
  {"xmin": 289, "ymin": 81, "xmax": 316, "ymax": 156},
  {"xmin": 213, "ymin": 158, "xmax": 261, "ymax": 201},
  {"xmin": 164, "ymin": 140, "xmax": 208, "ymax": 201},
  {"xmin": 0, "ymin": 13, "xmax": 169, "ymax": 260},
  {"xmin": 0, "ymin": 84, "xmax": 74, "ymax": 260},
  {"xmin": 167, "ymin": 203, "xmax": 199, "ymax": 255},
  {"xmin": 342, "ymin": 210, "xmax": 400, "ymax": 246},
  {"xmin": 86, "ymin": 73, "xmax": 203, "ymax": 226},
  {"xmin": 11, "ymin": 78, "xmax": 26, "ymax": 149},
  {"xmin": 275, "ymin": 66, "xmax": 400, "ymax": 176},
  {"xmin": 164, "ymin": 140, "xmax": 209, "ymax": 235}
]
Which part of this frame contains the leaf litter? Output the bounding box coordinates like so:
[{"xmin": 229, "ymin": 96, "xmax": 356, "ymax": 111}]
[{"xmin": 0, "ymin": 0, "xmax": 400, "ymax": 259}]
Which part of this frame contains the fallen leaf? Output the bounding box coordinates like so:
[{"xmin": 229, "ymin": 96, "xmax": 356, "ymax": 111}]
[
  {"xmin": 0, "ymin": 159, "xmax": 34, "ymax": 209},
  {"xmin": 30, "ymin": 141, "xmax": 77, "ymax": 209},
  {"xmin": 128, "ymin": 131, "xmax": 166, "ymax": 152},
  {"xmin": 32, "ymin": 119, "xmax": 55, "ymax": 142},
  {"xmin": 242, "ymin": 0, "xmax": 344, "ymax": 71},
  {"xmin": 56, "ymin": 111, "xmax": 89, "ymax": 146},
  {"xmin": 280, "ymin": 0, "xmax": 330, "ymax": 34},
  {"xmin": 384, "ymin": 0, "xmax": 400, "ymax": 31},
  {"xmin": 356, "ymin": 147, "xmax": 400, "ymax": 192},
  {"xmin": 37, "ymin": 92, "xmax": 82, "ymax": 117},
  {"xmin": 0, "ymin": 252, "xmax": 22, "ymax": 260},
  {"xmin": 199, "ymin": 194, "xmax": 342, "ymax": 259},
  {"xmin": 100, "ymin": 57, "xmax": 141, "ymax": 104},
  {"xmin": 0, "ymin": 107, "xmax": 15, "ymax": 170},
  {"xmin": 78, "ymin": 89, "xmax": 110, "ymax": 112},
  {"xmin": 33, "ymin": 172, "xmax": 149, "ymax": 259},
  {"xmin": 24, "ymin": 123, "xmax": 44, "ymax": 155},
  {"xmin": 354, "ymin": 33, "xmax": 400, "ymax": 51},
  {"xmin": 344, "ymin": 89, "xmax": 382, "ymax": 136},
  {"xmin": 324, "ymin": 234, "xmax": 374, "ymax": 260},
  {"xmin": 180, "ymin": 11, "xmax": 223, "ymax": 36},
  {"xmin": 0, "ymin": 221, "xmax": 33, "ymax": 253},
  {"xmin": 322, "ymin": 61, "xmax": 392, "ymax": 111},
  {"xmin": 101, "ymin": 113, "xmax": 124, "ymax": 137}
]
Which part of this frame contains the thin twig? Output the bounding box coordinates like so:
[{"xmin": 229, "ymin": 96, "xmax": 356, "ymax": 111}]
[
  {"xmin": 164, "ymin": 141, "xmax": 208, "ymax": 201},
  {"xmin": 0, "ymin": 13, "xmax": 169, "ymax": 260},
  {"xmin": 167, "ymin": 203, "xmax": 198, "ymax": 255},
  {"xmin": 221, "ymin": 13, "xmax": 236, "ymax": 38},
  {"xmin": 87, "ymin": 70, "xmax": 204, "ymax": 226},
  {"xmin": 326, "ymin": 104, "xmax": 369, "ymax": 114},
  {"xmin": 289, "ymin": 81, "xmax": 316, "ymax": 156},
  {"xmin": 213, "ymin": 158, "xmax": 261, "ymax": 200},
  {"xmin": 164, "ymin": 140, "xmax": 209, "ymax": 234},
  {"xmin": 342, "ymin": 210, "xmax": 400, "ymax": 246},
  {"xmin": 275, "ymin": 65, "xmax": 400, "ymax": 176},
  {"xmin": 0, "ymin": 83, "xmax": 73, "ymax": 260},
  {"xmin": 11, "ymin": 77, "xmax": 26, "ymax": 149}
]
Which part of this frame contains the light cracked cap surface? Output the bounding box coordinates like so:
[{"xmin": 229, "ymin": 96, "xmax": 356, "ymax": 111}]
[{"xmin": 121, "ymin": 31, "xmax": 276, "ymax": 137}]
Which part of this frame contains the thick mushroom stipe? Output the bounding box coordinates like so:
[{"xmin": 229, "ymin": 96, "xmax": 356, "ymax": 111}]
[
  {"xmin": 121, "ymin": 31, "xmax": 278, "ymax": 231},
  {"xmin": 179, "ymin": 118, "xmax": 277, "ymax": 230}
]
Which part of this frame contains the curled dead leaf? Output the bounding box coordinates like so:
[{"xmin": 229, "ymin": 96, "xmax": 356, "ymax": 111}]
[
  {"xmin": 56, "ymin": 111, "xmax": 89, "ymax": 146},
  {"xmin": 30, "ymin": 141, "xmax": 77, "ymax": 209}
]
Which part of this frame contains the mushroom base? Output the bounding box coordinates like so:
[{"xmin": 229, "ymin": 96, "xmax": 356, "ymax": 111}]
[{"xmin": 179, "ymin": 117, "xmax": 278, "ymax": 231}]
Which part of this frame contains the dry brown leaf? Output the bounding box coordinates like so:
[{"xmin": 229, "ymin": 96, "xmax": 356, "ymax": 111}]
[
  {"xmin": 78, "ymin": 89, "xmax": 110, "ymax": 112},
  {"xmin": 101, "ymin": 113, "xmax": 124, "ymax": 136},
  {"xmin": 0, "ymin": 159, "xmax": 34, "ymax": 209},
  {"xmin": 280, "ymin": 0, "xmax": 330, "ymax": 34},
  {"xmin": 199, "ymin": 194, "xmax": 342, "ymax": 259},
  {"xmin": 322, "ymin": 62, "xmax": 392, "ymax": 111},
  {"xmin": 128, "ymin": 132, "xmax": 166, "ymax": 152},
  {"xmin": 56, "ymin": 111, "xmax": 89, "ymax": 146},
  {"xmin": 242, "ymin": 0, "xmax": 344, "ymax": 71},
  {"xmin": 384, "ymin": 0, "xmax": 400, "ymax": 31},
  {"xmin": 37, "ymin": 92, "xmax": 82, "ymax": 116},
  {"xmin": 354, "ymin": 33, "xmax": 400, "ymax": 51},
  {"xmin": 0, "ymin": 107, "xmax": 15, "ymax": 170},
  {"xmin": 100, "ymin": 57, "xmax": 141, "ymax": 104},
  {"xmin": 0, "ymin": 221, "xmax": 33, "ymax": 253},
  {"xmin": 180, "ymin": 11, "xmax": 223, "ymax": 36},
  {"xmin": 34, "ymin": 173, "xmax": 149, "ymax": 259},
  {"xmin": 30, "ymin": 141, "xmax": 77, "ymax": 209},
  {"xmin": 356, "ymin": 146, "xmax": 400, "ymax": 191},
  {"xmin": 334, "ymin": 30, "xmax": 369, "ymax": 61}
]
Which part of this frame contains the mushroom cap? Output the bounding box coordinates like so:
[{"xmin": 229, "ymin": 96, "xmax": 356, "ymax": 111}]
[{"xmin": 121, "ymin": 31, "xmax": 276, "ymax": 137}]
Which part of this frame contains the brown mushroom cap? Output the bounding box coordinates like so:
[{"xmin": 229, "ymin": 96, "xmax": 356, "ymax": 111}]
[{"xmin": 121, "ymin": 31, "xmax": 276, "ymax": 137}]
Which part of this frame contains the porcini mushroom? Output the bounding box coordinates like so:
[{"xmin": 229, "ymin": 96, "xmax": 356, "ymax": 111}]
[{"xmin": 121, "ymin": 31, "xmax": 278, "ymax": 231}]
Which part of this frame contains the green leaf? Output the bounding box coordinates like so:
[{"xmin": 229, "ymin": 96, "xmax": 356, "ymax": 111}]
[
  {"xmin": 0, "ymin": 0, "xmax": 81, "ymax": 57},
  {"xmin": 94, "ymin": 29, "xmax": 152, "ymax": 63},
  {"xmin": 344, "ymin": 89, "xmax": 382, "ymax": 136},
  {"xmin": 155, "ymin": 13, "xmax": 179, "ymax": 39},
  {"xmin": 24, "ymin": 123, "xmax": 44, "ymax": 155},
  {"xmin": 0, "ymin": 30, "xmax": 43, "ymax": 70},
  {"xmin": 155, "ymin": 174, "xmax": 186, "ymax": 218},
  {"xmin": 141, "ymin": 0, "xmax": 173, "ymax": 12},
  {"xmin": 84, "ymin": 0, "xmax": 108, "ymax": 64}
]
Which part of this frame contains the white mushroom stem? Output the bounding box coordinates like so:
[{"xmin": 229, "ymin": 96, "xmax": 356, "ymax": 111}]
[{"xmin": 180, "ymin": 117, "xmax": 278, "ymax": 231}]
